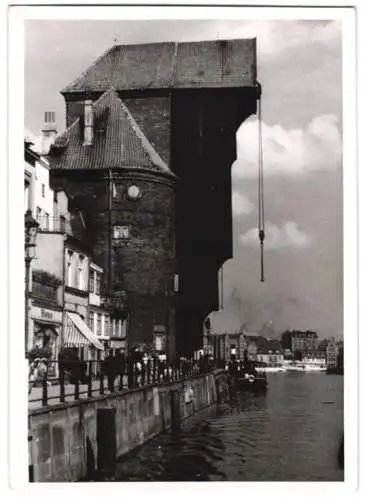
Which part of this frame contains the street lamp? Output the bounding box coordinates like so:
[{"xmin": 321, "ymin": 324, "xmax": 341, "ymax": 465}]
[{"xmin": 25, "ymin": 209, "xmax": 39, "ymax": 357}]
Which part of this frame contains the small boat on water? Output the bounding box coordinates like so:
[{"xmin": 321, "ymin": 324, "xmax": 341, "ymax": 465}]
[
  {"xmin": 284, "ymin": 361, "xmax": 327, "ymax": 372},
  {"xmin": 234, "ymin": 370, "xmax": 268, "ymax": 392},
  {"xmin": 258, "ymin": 366, "xmax": 286, "ymax": 373},
  {"xmin": 226, "ymin": 361, "xmax": 268, "ymax": 392}
]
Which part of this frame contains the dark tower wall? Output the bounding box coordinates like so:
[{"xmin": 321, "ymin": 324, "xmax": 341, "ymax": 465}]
[
  {"xmin": 170, "ymin": 89, "xmax": 257, "ymax": 355},
  {"xmin": 50, "ymin": 169, "xmax": 176, "ymax": 357},
  {"xmin": 111, "ymin": 171, "xmax": 176, "ymax": 355}
]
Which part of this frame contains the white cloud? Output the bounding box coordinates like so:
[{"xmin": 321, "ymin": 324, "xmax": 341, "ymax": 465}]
[
  {"xmin": 228, "ymin": 20, "xmax": 341, "ymax": 60},
  {"xmin": 240, "ymin": 221, "xmax": 312, "ymax": 250},
  {"xmin": 233, "ymin": 113, "xmax": 342, "ymax": 178},
  {"xmin": 232, "ymin": 191, "xmax": 254, "ymax": 216}
]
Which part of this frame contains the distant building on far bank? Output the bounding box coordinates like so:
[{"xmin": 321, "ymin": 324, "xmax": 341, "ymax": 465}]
[
  {"xmin": 326, "ymin": 341, "xmax": 340, "ymax": 368},
  {"xmin": 281, "ymin": 329, "xmax": 318, "ymax": 353},
  {"xmin": 256, "ymin": 339, "xmax": 284, "ymax": 366},
  {"xmin": 202, "ymin": 311, "xmax": 285, "ymax": 363}
]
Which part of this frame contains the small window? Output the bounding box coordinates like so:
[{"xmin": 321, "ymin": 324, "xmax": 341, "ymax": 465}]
[
  {"xmin": 60, "ymin": 215, "xmax": 66, "ymax": 232},
  {"xmin": 24, "ymin": 181, "xmax": 30, "ymax": 212},
  {"xmin": 41, "ymin": 184, "xmax": 46, "ymax": 197},
  {"xmin": 77, "ymin": 268, "xmax": 84, "ymax": 289},
  {"xmin": 88, "ymin": 311, "xmax": 94, "ymax": 332},
  {"xmin": 96, "ymin": 314, "xmax": 102, "ymax": 336},
  {"xmin": 67, "ymin": 251, "xmax": 73, "ymax": 287},
  {"xmin": 104, "ymin": 316, "xmax": 110, "ymax": 337},
  {"xmin": 154, "ymin": 335, "xmax": 164, "ymax": 352},
  {"xmin": 174, "ymin": 274, "xmax": 179, "ymax": 293},
  {"xmin": 89, "ymin": 270, "xmax": 95, "ymax": 293},
  {"xmin": 77, "ymin": 255, "xmax": 85, "ymax": 290},
  {"xmin": 120, "ymin": 320, "xmax": 126, "ymax": 339},
  {"xmin": 95, "ymin": 272, "xmax": 101, "ymax": 295}
]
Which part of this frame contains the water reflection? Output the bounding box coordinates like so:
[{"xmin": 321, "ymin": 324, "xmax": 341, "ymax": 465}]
[{"xmin": 116, "ymin": 374, "xmax": 344, "ymax": 482}]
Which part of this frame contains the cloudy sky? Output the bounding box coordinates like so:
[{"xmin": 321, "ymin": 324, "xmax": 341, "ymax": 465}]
[{"xmin": 25, "ymin": 18, "xmax": 343, "ymax": 340}]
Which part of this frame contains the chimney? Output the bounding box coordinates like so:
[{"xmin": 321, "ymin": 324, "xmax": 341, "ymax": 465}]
[
  {"xmin": 83, "ymin": 100, "xmax": 94, "ymax": 146},
  {"xmin": 41, "ymin": 111, "xmax": 57, "ymax": 154}
]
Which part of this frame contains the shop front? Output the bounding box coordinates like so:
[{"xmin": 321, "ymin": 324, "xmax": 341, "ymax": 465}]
[
  {"xmin": 31, "ymin": 305, "xmax": 62, "ymax": 377},
  {"xmin": 62, "ymin": 311, "xmax": 104, "ymax": 375}
]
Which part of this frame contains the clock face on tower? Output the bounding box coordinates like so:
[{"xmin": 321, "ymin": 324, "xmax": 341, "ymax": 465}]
[{"xmin": 127, "ymin": 184, "xmax": 141, "ymax": 200}]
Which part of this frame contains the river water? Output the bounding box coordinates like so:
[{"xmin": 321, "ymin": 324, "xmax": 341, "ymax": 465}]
[{"xmin": 116, "ymin": 373, "xmax": 344, "ymax": 482}]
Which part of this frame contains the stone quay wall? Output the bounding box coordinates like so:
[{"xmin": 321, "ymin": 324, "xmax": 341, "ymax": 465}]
[{"xmin": 28, "ymin": 370, "xmax": 228, "ymax": 482}]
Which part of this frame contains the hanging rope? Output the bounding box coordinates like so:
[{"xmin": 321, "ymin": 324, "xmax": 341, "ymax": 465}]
[
  {"xmin": 257, "ymin": 86, "xmax": 265, "ymax": 282},
  {"xmin": 220, "ymin": 264, "xmax": 224, "ymax": 309}
]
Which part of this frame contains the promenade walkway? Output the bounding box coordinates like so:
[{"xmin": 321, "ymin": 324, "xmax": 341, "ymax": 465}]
[{"xmin": 28, "ymin": 375, "xmax": 129, "ymax": 411}]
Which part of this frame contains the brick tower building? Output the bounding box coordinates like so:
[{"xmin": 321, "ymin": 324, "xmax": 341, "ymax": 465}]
[
  {"xmin": 50, "ymin": 39, "xmax": 258, "ymax": 357},
  {"xmin": 48, "ymin": 88, "xmax": 177, "ymax": 357}
]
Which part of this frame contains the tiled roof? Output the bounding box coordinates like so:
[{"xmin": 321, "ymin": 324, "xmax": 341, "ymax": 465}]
[
  {"xmin": 62, "ymin": 39, "xmax": 256, "ymax": 93},
  {"xmin": 48, "ymin": 88, "xmax": 173, "ymax": 175}
]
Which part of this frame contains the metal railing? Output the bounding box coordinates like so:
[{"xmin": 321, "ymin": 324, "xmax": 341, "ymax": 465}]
[
  {"xmin": 36, "ymin": 216, "xmax": 72, "ymax": 235},
  {"xmin": 28, "ymin": 357, "xmax": 221, "ymax": 409}
]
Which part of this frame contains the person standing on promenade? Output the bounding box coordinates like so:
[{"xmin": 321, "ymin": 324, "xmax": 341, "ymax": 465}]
[
  {"xmin": 104, "ymin": 349, "xmax": 116, "ymax": 392},
  {"xmin": 115, "ymin": 349, "xmax": 125, "ymax": 389}
]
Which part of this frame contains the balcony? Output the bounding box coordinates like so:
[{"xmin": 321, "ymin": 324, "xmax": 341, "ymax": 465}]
[
  {"xmin": 101, "ymin": 291, "xmax": 129, "ymax": 319},
  {"xmin": 37, "ymin": 216, "xmax": 72, "ymax": 235}
]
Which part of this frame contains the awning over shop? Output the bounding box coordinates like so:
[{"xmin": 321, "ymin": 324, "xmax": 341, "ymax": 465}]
[{"xmin": 64, "ymin": 312, "xmax": 104, "ymax": 351}]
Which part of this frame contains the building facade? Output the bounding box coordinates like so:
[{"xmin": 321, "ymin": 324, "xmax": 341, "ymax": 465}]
[
  {"xmin": 88, "ymin": 262, "xmax": 128, "ymax": 355},
  {"xmin": 30, "ymin": 269, "xmax": 63, "ymax": 375},
  {"xmin": 31, "ymin": 197, "xmax": 105, "ymax": 362},
  {"xmin": 326, "ymin": 342, "xmax": 339, "ymax": 368},
  {"xmin": 281, "ymin": 330, "xmax": 319, "ymax": 353},
  {"xmin": 256, "ymin": 339, "xmax": 284, "ymax": 366}
]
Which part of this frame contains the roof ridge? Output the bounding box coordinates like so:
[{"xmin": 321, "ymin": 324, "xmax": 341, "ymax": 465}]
[
  {"xmin": 117, "ymin": 98, "xmax": 173, "ymax": 175},
  {"xmin": 62, "ymin": 45, "xmax": 116, "ymax": 94},
  {"xmin": 112, "ymin": 38, "xmax": 256, "ymax": 48},
  {"xmin": 62, "ymin": 38, "xmax": 256, "ymax": 93},
  {"xmin": 52, "ymin": 115, "xmax": 80, "ymax": 145}
]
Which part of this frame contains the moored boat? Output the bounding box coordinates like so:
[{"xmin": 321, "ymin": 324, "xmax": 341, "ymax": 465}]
[
  {"xmin": 285, "ymin": 361, "xmax": 327, "ymax": 372},
  {"xmin": 226, "ymin": 360, "xmax": 268, "ymax": 392},
  {"xmin": 258, "ymin": 366, "xmax": 287, "ymax": 373},
  {"xmin": 234, "ymin": 370, "xmax": 268, "ymax": 392}
]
